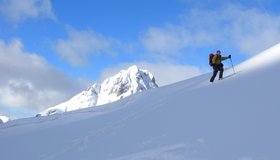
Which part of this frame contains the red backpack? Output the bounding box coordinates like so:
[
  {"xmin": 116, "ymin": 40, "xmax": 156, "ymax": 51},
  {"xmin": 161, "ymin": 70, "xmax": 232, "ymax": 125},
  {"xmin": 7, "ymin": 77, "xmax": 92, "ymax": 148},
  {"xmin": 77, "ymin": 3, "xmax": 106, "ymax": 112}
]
[{"xmin": 209, "ymin": 53, "xmax": 214, "ymax": 66}]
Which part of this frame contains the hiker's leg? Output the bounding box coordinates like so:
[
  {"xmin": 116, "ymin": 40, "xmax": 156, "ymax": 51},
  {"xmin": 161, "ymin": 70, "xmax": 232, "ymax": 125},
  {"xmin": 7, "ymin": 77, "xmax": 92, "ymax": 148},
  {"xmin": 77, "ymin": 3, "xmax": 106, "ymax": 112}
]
[
  {"xmin": 219, "ymin": 67, "xmax": 224, "ymax": 79},
  {"xmin": 210, "ymin": 67, "xmax": 218, "ymax": 82}
]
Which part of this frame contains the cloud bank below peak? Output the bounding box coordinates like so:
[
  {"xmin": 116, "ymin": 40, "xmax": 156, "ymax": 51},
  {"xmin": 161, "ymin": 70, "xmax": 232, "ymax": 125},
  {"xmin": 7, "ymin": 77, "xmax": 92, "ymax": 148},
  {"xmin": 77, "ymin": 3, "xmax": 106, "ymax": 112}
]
[{"xmin": 0, "ymin": 38, "xmax": 87, "ymax": 117}]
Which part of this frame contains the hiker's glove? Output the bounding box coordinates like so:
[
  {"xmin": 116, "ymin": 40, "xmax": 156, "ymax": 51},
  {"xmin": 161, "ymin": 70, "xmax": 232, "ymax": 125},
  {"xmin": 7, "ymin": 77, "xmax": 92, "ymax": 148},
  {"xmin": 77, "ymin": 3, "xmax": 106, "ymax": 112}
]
[{"xmin": 228, "ymin": 55, "xmax": 231, "ymax": 58}]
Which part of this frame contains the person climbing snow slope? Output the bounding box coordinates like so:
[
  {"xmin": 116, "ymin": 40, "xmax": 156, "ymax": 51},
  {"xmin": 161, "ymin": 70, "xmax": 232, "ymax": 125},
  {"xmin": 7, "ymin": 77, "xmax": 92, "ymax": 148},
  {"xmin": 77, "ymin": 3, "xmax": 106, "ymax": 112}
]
[{"xmin": 210, "ymin": 50, "xmax": 231, "ymax": 82}]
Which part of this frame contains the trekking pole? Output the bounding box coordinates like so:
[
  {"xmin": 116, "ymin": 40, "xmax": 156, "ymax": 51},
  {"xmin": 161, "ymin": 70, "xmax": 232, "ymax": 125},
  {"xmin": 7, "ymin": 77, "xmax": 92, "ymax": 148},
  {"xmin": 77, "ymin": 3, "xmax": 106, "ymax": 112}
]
[{"xmin": 230, "ymin": 57, "xmax": 236, "ymax": 74}]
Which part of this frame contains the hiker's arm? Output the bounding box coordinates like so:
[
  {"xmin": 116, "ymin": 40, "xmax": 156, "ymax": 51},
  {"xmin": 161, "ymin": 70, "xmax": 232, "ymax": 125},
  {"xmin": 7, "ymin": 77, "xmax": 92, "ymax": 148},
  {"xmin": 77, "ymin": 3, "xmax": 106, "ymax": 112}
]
[{"xmin": 221, "ymin": 56, "xmax": 229, "ymax": 61}]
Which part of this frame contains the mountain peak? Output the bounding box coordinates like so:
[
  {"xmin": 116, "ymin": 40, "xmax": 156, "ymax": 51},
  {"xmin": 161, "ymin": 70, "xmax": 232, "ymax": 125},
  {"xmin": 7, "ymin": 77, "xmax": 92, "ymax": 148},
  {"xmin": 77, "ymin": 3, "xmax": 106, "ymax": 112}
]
[
  {"xmin": 97, "ymin": 65, "xmax": 158, "ymax": 105},
  {"xmin": 127, "ymin": 64, "xmax": 138, "ymax": 72},
  {"xmin": 0, "ymin": 116, "xmax": 9, "ymax": 124},
  {"xmin": 39, "ymin": 65, "xmax": 158, "ymax": 116}
]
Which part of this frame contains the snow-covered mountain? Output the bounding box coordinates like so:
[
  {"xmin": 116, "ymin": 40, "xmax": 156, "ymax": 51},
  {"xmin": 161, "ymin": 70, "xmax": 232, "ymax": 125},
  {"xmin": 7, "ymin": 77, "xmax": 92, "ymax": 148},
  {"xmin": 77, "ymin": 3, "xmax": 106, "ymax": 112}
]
[
  {"xmin": 38, "ymin": 65, "xmax": 158, "ymax": 116},
  {"xmin": 0, "ymin": 116, "xmax": 9, "ymax": 124},
  {"xmin": 1, "ymin": 44, "xmax": 280, "ymax": 160}
]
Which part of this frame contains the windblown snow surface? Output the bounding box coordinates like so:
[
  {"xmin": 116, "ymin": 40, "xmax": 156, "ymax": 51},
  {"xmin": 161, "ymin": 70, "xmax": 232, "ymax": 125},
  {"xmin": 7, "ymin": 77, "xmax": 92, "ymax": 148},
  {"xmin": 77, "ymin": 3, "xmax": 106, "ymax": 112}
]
[{"xmin": 1, "ymin": 44, "xmax": 280, "ymax": 160}]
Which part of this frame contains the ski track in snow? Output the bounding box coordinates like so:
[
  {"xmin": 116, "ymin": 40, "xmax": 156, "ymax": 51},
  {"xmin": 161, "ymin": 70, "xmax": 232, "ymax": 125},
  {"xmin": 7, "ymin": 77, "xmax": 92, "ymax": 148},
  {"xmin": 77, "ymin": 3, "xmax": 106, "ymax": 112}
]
[
  {"xmin": 40, "ymin": 95, "xmax": 170, "ymax": 160},
  {"xmin": 111, "ymin": 143, "xmax": 189, "ymax": 160}
]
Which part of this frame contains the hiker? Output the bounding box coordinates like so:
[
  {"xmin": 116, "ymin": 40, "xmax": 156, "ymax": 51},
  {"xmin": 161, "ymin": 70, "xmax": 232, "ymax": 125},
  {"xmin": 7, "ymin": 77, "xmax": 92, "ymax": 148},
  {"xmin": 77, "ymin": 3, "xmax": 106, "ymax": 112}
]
[{"xmin": 210, "ymin": 50, "xmax": 231, "ymax": 82}]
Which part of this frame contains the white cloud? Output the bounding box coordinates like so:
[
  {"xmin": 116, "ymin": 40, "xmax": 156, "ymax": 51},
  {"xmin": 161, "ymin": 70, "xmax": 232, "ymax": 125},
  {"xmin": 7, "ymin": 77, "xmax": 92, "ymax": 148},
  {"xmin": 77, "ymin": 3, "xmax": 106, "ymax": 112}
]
[
  {"xmin": 0, "ymin": 0, "xmax": 56, "ymax": 23},
  {"xmin": 98, "ymin": 62, "xmax": 206, "ymax": 86},
  {"xmin": 53, "ymin": 28, "xmax": 122, "ymax": 67},
  {"xmin": 140, "ymin": 25, "xmax": 192, "ymax": 56},
  {"xmin": 0, "ymin": 39, "xmax": 87, "ymax": 117},
  {"xmin": 228, "ymin": 6, "xmax": 280, "ymax": 55},
  {"xmin": 141, "ymin": 4, "xmax": 280, "ymax": 56}
]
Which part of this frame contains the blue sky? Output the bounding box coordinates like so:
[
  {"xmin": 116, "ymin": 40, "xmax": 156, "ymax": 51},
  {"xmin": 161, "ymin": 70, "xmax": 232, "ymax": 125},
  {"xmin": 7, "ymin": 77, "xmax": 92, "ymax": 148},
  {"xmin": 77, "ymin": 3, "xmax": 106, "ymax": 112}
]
[{"xmin": 1, "ymin": 0, "xmax": 280, "ymax": 118}]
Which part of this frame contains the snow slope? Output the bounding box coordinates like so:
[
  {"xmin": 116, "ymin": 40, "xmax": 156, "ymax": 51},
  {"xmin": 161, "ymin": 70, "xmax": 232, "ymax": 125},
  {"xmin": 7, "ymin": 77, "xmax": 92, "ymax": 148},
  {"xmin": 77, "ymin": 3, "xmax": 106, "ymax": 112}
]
[
  {"xmin": 39, "ymin": 65, "xmax": 158, "ymax": 116},
  {"xmin": 236, "ymin": 43, "xmax": 280, "ymax": 71},
  {"xmin": 0, "ymin": 44, "xmax": 280, "ymax": 160}
]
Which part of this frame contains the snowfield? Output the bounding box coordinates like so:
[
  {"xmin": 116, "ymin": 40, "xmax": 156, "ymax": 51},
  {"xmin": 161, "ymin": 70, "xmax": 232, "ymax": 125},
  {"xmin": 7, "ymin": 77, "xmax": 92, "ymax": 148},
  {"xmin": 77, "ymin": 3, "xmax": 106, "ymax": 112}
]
[{"xmin": 0, "ymin": 44, "xmax": 280, "ymax": 160}]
